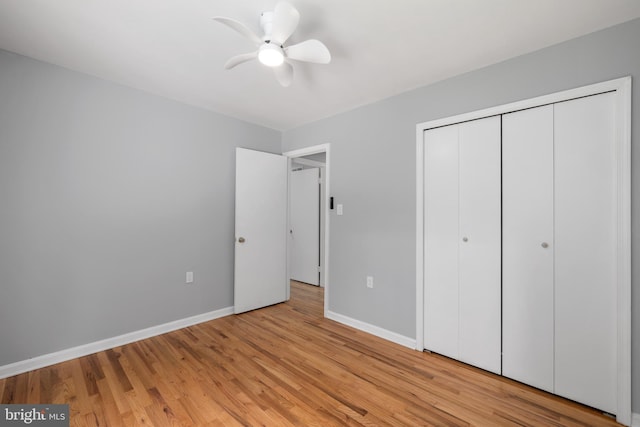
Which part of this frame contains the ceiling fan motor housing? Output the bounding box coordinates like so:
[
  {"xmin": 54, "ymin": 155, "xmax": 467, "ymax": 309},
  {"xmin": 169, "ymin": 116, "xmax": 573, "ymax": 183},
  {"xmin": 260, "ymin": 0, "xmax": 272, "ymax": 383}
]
[{"xmin": 260, "ymin": 11, "xmax": 275, "ymax": 42}]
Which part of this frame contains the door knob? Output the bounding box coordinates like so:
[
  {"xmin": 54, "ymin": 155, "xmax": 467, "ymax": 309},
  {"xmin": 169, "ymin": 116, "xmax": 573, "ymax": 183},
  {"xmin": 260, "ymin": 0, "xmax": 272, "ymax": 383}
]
[
  {"xmin": 462, "ymin": 237, "xmax": 468, "ymax": 242},
  {"xmin": 238, "ymin": 237, "xmax": 246, "ymax": 243},
  {"xmin": 541, "ymin": 242, "xmax": 549, "ymax": 248}
]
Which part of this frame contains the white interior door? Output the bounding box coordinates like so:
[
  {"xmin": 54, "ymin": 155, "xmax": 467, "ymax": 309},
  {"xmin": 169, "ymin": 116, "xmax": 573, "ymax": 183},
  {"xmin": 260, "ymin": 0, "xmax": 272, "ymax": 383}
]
[
  {"xmin": 502, "ymin": 94, "xmax": 617, "ymax": 412},
  {"xmin": 458, "ymin": 116, "xmax": 501, "ymax": 374},
  {"xmin": 502, "ymin": 105, "xmax": 555, "ymax": 392},
  {"xmin": 554, "ymin": 93, "xmax": 617, "ymax": 414},
  {"xmin": 424, "ymin": 124, "xmax": 460, "ymax": 360},
  {"xmin": 234, "ymin": 148, "xmax": 288, "ymax": 314},
  {"xmin": 290, "ymin": 168, "xmax": 320, "ymax": 285},
  {"xmin": 423, "ymin": 117, "xmax": 501, "ymax": 374}
]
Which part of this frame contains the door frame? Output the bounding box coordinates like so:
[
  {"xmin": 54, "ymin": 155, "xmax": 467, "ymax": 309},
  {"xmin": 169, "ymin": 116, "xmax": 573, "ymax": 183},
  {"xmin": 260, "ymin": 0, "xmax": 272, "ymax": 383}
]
[
  {"xmin": 283, "ymin": 144, "xmax": 331, "ymax": 317},
  {"xmin": 415, "ymin": 77, "xmax": 631, "ymax": 424}
]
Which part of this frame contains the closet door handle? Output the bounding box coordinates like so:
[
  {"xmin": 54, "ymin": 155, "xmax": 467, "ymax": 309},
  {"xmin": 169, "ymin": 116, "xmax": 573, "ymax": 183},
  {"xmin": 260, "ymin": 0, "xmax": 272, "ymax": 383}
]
[
  {"xmin": 541, "ymin": 242, "xmax": 549, "ymax": 248},
  {"xmin": 462, "ymin": 237, "xmax": 468, "ymax": 242}
]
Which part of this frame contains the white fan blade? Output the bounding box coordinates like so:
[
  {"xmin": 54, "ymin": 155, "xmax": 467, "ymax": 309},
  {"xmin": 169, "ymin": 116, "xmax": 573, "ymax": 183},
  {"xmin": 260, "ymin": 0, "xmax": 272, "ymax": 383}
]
[
  {"xmin": 224, "ymin": 51, "xmax": 258, "ymax": 69},
  {"xmin": 212, "ymin": 17, "xmax": 262, "ymax": 46},
  {"xmin": 273, "ymin": 62, "xmax": 293, "ymax": 87},
  {"xmin": 271, "ymin": 2, "xmax": 300, "ymax": 44},
  {"xmin": 285, "ymin": 39, "xmax": 331, "ymax": 64}
]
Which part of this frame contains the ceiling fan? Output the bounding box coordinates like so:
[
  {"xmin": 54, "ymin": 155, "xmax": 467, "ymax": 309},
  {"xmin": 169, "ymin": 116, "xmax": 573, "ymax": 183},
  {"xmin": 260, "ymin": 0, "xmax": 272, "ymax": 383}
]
[{"xmin": 212, "ymin": 2, "xmax": 331, "ymax": 87}]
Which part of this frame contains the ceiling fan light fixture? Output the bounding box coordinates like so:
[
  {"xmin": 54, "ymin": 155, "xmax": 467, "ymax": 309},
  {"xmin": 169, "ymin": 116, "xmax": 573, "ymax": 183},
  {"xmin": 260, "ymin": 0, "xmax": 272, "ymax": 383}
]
[
  {"xmin": 213, "ymin": 1, "xmax": 330, "ymax": 85},
  {"xmin": 258, "ymin": 43, "xmax": 284, "ymax": 67}
]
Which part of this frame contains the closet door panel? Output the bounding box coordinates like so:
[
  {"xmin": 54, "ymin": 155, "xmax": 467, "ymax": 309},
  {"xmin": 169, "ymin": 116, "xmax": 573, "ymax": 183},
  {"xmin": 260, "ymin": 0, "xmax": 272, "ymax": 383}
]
[
  {"xmin": 424, "ymin": 125, "xmax": 460, "ymax": 359},
  {"xmin": 502, "ymin": 105, "xmax": 555, "ymax": 392},
  {"xmin": 458, "ymin": 117, "xmax": 502, "ymax": 374},
  {"xmin": 554, "ymin": 93, "xmax": 617, "ymax": 413}
]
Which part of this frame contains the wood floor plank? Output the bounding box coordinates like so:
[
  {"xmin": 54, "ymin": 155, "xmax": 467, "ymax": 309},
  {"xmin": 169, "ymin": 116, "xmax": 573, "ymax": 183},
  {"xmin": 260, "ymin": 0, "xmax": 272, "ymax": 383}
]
[
  {"xmin": 94, "ymin": 376, "xmax": 124, "ymax": 425},
  {"xmin": 96, "ymin": 352, "xmax": 132, "ymax": 415},
  {"xmin": 0, "ymin": 281, "xmax": 622, "ymax": 426},
  {"xmin": 26, "ymin": 370, "xmax": 40, "ymax": 402}
]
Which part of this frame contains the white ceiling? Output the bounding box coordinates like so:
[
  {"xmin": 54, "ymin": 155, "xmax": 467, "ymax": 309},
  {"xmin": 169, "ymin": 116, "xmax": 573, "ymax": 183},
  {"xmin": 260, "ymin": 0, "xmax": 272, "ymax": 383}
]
[{"xmin": 1, "ymin": 1, "xmax": 639, "ymax": 131}]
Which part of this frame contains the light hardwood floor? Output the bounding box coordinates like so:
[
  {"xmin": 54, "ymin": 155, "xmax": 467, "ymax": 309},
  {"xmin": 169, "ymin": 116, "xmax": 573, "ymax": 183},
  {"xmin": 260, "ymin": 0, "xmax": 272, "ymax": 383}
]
[{"xmin": 0, "ymin": 281, "xmax": 621, "ymax": 426}]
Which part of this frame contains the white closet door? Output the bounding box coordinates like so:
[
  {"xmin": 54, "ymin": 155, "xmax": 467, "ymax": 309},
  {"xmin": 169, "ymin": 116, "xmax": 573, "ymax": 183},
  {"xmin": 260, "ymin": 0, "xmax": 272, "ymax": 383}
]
[
  {"xmin": 554, "ymin": 93, "xmax": 617, "ymax": 413},
  {"xmin": 502, "ymin": 105, "xmax": 555, "ymax": 392},
  {"xmin": 458, "ymin": 117, "xmax": 501, "ymax": 374},
  {"xmin": 424, "ymin": 117, "xmax": 501, "ymax": 373},
  {"xmin": 424, "ymin": 125, "xmax": 459, "ymax": 360}
]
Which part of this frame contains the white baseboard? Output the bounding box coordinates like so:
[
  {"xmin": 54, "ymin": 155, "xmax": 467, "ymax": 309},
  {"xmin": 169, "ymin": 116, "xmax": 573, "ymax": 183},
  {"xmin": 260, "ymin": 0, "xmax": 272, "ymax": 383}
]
[
  {"xmin": 0, "ymin": 306, "xmax": 234, "ymax": 379},
  {"xmin": 326, "ymin": 310, "xmax": 416, "ymax": 349},
  {"xmin": 631, "ymin": 412, "xmax": 640, "ymax": 427}
]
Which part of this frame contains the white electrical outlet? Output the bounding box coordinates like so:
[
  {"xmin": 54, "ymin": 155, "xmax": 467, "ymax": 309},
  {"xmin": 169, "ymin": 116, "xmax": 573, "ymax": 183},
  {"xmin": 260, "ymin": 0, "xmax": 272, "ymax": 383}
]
[
  {"xmin": 366, "ymin": 276, "xmax": 373, "ymax": 288},
  {"xmin": 186, "ymin": 271, "xmax": 194, "ymax": 284}
]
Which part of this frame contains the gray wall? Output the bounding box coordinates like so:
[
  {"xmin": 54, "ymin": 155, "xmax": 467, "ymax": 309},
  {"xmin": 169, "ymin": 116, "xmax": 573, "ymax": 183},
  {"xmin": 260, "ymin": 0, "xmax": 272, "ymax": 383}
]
[
  {"xmin": 282, "ymin": 18, "xmax": 640, "ymax": 411},
  {"xmin": 0, "ymin": 50, "xmax": 280, "ymax": 366}
]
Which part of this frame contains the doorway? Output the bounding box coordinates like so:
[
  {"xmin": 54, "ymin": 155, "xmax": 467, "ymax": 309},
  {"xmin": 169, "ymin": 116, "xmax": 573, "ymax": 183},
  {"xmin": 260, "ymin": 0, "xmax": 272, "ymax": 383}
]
[
  {"xmin": 284, "ymin": 144, "xmax": 330, "ymax": 316},
  {"xmin": 290, "ymin": 155, "xmax": 324, "ymax": 287}
]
